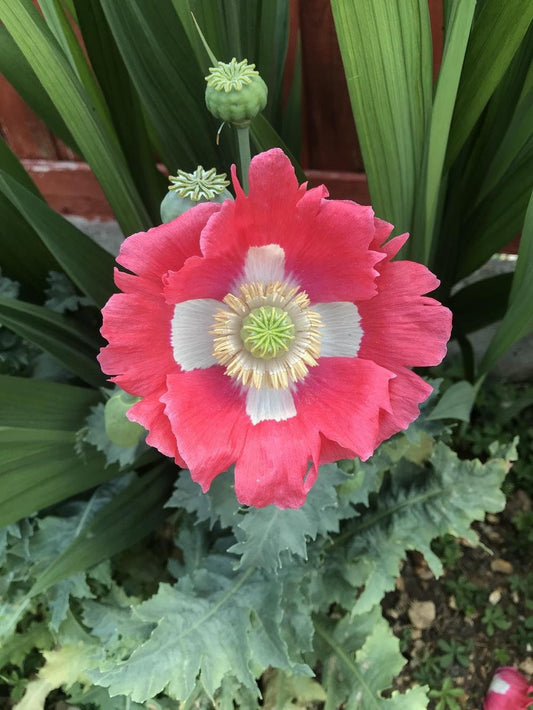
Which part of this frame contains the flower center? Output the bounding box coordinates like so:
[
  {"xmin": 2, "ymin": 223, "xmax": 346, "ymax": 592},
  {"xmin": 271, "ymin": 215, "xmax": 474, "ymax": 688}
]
[
  {"xmin": 211, "ymin": 281, "xmax": 322, "ymax": 390},
  {"xmin": 240, "ymin": 306, "xmax": 295, "ymax": 359}
]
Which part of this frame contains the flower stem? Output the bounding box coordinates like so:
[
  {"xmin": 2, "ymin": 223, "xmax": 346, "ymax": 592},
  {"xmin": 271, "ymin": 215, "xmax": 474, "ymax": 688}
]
[{"xmin": 235, "ymin": 125, "xmax": 251, "ymax": 194}]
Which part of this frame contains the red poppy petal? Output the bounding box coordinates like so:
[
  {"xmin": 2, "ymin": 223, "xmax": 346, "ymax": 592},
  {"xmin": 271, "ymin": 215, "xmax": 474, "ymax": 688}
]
[
  {"xmin": 99, "ymin": 290, "xmax": 177, "ymax": 396},
  {"xmin": 358, "ymin": 260, "xmax": 452, "ymax": 370},
  {"xmin": 233, "ymin": 416, "xmax": 321, "ymax": 508},
  {"xmin": 163, "ymin": 251, "xmax": 243, "ymax": 304},
  {"xmin": 162, "ymin": 368, "xmax": 247, "ymax": 492},
  {"xmin": 201, "ymin": 151, "xmax": 383, "ymax": 303},
  {"xmin": 117, "ymin": 202, "xmax": 221, "ymax": 281},
  {"xmin": 295, "ymin": 358, "xmax": 395, "ymax": 461},
  {"xmin": 127, "ymin": 391, "xmax": 184, "ymax": 464},
  {"xmin": 375, "ymin": 369, "xmax": 434, "ymax": 446},
  {"xmin": 284, "ymin": 198, "xmax": 384, "ymax": 303}
]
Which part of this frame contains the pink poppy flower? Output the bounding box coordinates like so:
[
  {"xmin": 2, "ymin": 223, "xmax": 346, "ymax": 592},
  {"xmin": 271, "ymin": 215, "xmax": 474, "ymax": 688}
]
[
  {"xmin": 98, "ymin": 149, "xmax": 452, "ymax": 508},
  {"xmin": 484, "ymin": 667, "xmax": 533, "ymax": 709}
]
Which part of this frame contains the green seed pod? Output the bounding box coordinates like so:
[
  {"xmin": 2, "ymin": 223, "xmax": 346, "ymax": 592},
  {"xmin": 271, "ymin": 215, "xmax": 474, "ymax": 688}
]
[
  {"xmin": 160, "ymin": 166, "xmax": 232, "ymax": 223},
  {"xmin": 205, "ymin": 58, "xmax": 268, "ymax": 127},
  {"xmin": 104, "ymin": 390, "xmax": 144, "ymax": 448}
]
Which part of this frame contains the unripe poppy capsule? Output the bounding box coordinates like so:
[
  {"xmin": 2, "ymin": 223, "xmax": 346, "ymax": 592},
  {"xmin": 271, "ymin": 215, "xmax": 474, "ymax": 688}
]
[{"xmin": 205, "ymin": 58, "xmax": 268, "ymax": 127}]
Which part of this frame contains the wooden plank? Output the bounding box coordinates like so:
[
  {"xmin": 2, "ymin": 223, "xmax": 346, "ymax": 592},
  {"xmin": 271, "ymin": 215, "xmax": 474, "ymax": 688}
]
[
  {"xmin": 0, "ymin": 75, "xmax": 58, "ymax": 159},
  {"xmin": 298, "ymin": 0, "xmax": 363, "ymax": 171},
  {"xmin": 22, "ymin": 159, "xmax": 113, "ymax": 220},
  {"xmin": 306, "ymin": 169, "xmax": 370, "ymax": 204}
]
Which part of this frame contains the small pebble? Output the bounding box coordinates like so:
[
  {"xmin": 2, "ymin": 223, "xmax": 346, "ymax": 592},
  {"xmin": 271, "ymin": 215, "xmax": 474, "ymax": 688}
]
[
  {"xmin": 490, "ymin": 558, "xmax": 514, "ymax": 574},
  {"xmin": 408, "ymin": 600, "xmax": 436, "ymax": 629},
  {"xmin": 519, "ymin": 658, "xmax": 533, "ymax": 675},
  {"xmin": 489, "ymin": 589, "xmax": 502, "ymax": 605}
]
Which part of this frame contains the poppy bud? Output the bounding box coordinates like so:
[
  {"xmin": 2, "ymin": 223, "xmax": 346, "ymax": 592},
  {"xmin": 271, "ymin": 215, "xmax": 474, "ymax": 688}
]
[
  {"xmin": 104, "ymin": 390, "xmax": 144, "ymax": 448},
  {"xmin": 483, "ymin": 667, "xmax": 533, "ymax": 710}
]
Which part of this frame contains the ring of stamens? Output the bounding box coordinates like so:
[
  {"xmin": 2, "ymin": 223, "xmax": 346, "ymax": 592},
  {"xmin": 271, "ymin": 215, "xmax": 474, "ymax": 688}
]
[{"xmin": 211, "ymin": 281, "xmax": 322, "ymax": 390}]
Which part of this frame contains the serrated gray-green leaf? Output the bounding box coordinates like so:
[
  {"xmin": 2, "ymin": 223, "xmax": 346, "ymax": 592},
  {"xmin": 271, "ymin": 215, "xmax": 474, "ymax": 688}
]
[
  {"xmin": 44, "ymin": 271, "xmax": 92, "ymax": 314},
  {"xmin": 315, "ymin": 611, "xmax": 428, "ymax": 709},
  {"xmin": 89, "ymin": 563, "xmax": 312, "ymax": 703},
  {"xmin": 167, "ymin": 468, "xmax": 241, "ymax": 530},
  {"xmin": 229, "ymin": 465, "xmax": 348, "ymax": 571},
  {"xmin": 167, "ymin": 523, "xmax": 210, "ymax": 580},
  {"xmin": 47, "ymin": 574, "xmax": 93, "ymax": 631},
  {"xmin": 66, "ymin": 683, "xmax": 147, "ymax": 710},
  {"xmin": 343, "ymin": 442, "xmax": 511, "ymax": 614},
  {"xmin": 81, "ymin": 598, "xmax": 153, "ymax": 660},
  {"xmin": 0, "ymin": 621, "xmax": 52, "ymax": 670}
]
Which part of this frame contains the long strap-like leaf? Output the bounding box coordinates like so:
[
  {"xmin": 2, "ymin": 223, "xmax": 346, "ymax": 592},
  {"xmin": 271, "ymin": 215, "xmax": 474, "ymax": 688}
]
[
  {"xmin": 330, "ymin": 0, "xmax": 432, "ymax": 247},
  {"xmin": 447, "ymin": 0, "xmax": 533, "ymax": 165},
  {"xmin": 0, "ymin": 0, "xmax": 151, "ymax": 234},
  {"xmin": 480, "ymin": 192, "xmax": 533, "ymax": 374},
  {"xmin": 0, "ymin": 169, "xmax": 116, "ymax": 309},
  {"xmin": 0, "ymin": 296, "xmax": 103, "ymax": 387}
]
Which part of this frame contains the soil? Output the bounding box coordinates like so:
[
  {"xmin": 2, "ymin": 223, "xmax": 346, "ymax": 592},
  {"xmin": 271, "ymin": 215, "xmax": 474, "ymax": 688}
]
[{"xmin": 383, "ymin": 489, "xmax": 533, "ymax": 709}]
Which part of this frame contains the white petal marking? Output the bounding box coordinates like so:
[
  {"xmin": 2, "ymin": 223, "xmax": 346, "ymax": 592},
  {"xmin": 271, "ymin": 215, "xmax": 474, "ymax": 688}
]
[
  {"xmin": 246, "ymin": 386, "xmax": 296, "ymax": 424},
  {"xmin": 242, "ymin": 244, "xmax": 287, "ymax": 284},
  {"xmin": 489, "ymin": 677, "xmax": 510, "ymax": 695},
  {"xmin": 313, "ymin": 302, "xmax": 362, "ymax": 357},
  {"xmin": 171, "ymin": 299, "xmax": 220, "ymax": 370}
]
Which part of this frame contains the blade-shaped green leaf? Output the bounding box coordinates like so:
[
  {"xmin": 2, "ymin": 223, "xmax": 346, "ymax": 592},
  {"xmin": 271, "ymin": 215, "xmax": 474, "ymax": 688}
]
[
  {"xmin": 0, "ymin": 296, "xmax": 103, "ymax": 387},
  {"xmin": 331, "ymin": 0, "xmax": 432, "ymax": 244},
  {"xmin": 417, "ymin": 0, "xmax": 476, "ymax": 263},
  {"xmin": 459, "ymin": 151, "xmax": 532, "ymax": 277},
  {"xmin": 29, "ymin": 465, "xmax": 175, "ymax": 597},
  {"xmin": 0, "ymin": 374, "xmax": 120, "ymax": 527},
  {"xmin": 0, "ymin": 374, "xmax": 98, "ymax": 430},
  {"xmin": 480, "ymin": 192, "xmax": 533, "ymax": 373},
  {"xmin": 251, "ymin": 113, "xmax": 305, "ymax": 182},
  {"xmin": 477, "ymin": 68, "xmax": 533, "ymax": 204},
  {"xmin": 0, "ymin": 375, "xmax": 98, "ymax": 432},
  {"xmin": 426, "ymin": 381, "xmax": 476, "ymax": 422},
  {"xmin": 0, "ymin": 143, "xmax": 60, "ymax": 301},
  {"xmin": 0, "ymin": 26, "xmax": 78, "ymax": 152},
  {"xmin": 0, "ymin": 441, "xmax": 121, "ymax": 528},
  {"xmin": 454, "ymin": 27, "xmax": 533, "ymax": 210},
  {"xmin": 0, "ymin": 138, "xmax": 40, "ymax": 197},
  {"xmin": 0, "ymin": 0, "xmax": 151, "ymax": 234},
  {"xmin": 39, "ymin": 0, "xmax": 115, "ymax": 138},
  {"xmin": 447, "ymin": 0, "xmax": 533, "ymax": 164},
  {"xmin": 99, "ymin": 0, "xmax": 229, "ymax": 172},
  {"xmin": 73, "ymin": 0, "xmax": 166, "ymax": 224},
  {"xmin": 239, "ymin": 1, "xmax": 291, "ymax": 129},
  {"xmin": 449, "ymin": 273, "xmax": 512, "ymax": 334},
  {"xmin": 280, "ymin": 33, "xmax": 302, "ymax": 158},
  {"xmin": 0, "ymin": 169, "xmax": 116, "ymax": 308},
  {"xmin": 172, "ymin": 0, "xmax": 215, "ymax": 70}
]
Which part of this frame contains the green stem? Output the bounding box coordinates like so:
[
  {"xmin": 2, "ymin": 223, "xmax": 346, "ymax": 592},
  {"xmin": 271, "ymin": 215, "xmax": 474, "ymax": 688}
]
[{"xmin": 235, "ymin": 125, "xmax": 251, "ymax": 193}]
